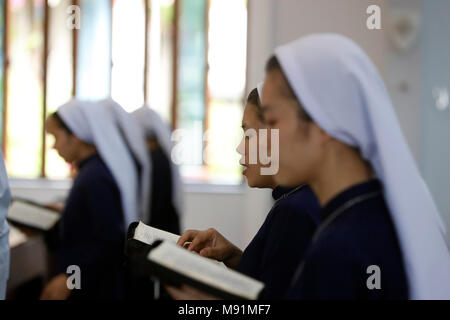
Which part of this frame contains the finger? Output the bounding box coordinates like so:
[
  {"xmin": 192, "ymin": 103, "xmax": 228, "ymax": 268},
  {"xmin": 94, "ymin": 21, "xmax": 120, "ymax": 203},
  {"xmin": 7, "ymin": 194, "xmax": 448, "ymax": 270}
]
[
  {"xmin": 165, "ymin": 285, "xmax": 192, "ymax": 300},
  {"xmin": 40, "ymin": 286, "xmax": 51, "ymax": 300},
  {"xmin": 182, "ymin": 285, "xmax": 219, "ymax": 300},
  {"xmin": 177, "ymin": 230, "xmax": 199, "ymax": 246},
  {"xmin": 199, "ymin": 247, "xmax": 226, "ymax": 261},
  {"xmin": 188, "ymin": 229, "xmax": 215, "ymax": 252}
]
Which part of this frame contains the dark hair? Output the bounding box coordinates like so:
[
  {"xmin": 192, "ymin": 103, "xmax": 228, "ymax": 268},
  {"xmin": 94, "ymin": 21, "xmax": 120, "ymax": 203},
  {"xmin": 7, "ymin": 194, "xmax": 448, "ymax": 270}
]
[
  {"xmin": 246, "ymin": 88, "xmax": 264, "ymax": 121},
  {"xmin": 265, "ymin": 55, "xmax": 313, "ymax": 122},
  {"xmin": 51, "ymin": 112, "xmax": 73, "ymax": 135}
]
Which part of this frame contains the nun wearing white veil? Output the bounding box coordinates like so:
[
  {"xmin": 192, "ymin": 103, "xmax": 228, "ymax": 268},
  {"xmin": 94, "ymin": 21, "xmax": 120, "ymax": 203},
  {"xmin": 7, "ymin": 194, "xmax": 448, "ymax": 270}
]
[
  {"xmin": 132, "ymin": 105, "xmax": 182, "ymax": 234},
  {"xmin": 41, "ymin": 99, "xmax": 138, "ymax": 299},
  {"xmin": 100, "ymin": 98, "xmax": 151, "ymax": 223},
  {"xmin": 260, "ymin": 33, "xmax": 450, "ymax": 299}
]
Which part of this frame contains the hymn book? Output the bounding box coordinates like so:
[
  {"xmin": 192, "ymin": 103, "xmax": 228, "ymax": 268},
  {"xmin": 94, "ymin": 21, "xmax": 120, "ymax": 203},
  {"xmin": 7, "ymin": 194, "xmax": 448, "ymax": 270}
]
[
  {"xmin": 133, "ymin": 221, "xmax": 180, "ymax": 244},
  {"xmin": 126, "ymin": 222, "xmax": 265, "ymax": 300},
  {"xmin": 7, "ymin": 198, "xmax": 60, "ymax": 231}
]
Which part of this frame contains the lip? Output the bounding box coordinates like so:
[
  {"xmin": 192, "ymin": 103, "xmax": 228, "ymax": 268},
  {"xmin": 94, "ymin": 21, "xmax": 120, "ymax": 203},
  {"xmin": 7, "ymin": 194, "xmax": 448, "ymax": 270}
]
[{"xmin": 239, "ymin": 162, "xmax": 248, "ymax": 174}]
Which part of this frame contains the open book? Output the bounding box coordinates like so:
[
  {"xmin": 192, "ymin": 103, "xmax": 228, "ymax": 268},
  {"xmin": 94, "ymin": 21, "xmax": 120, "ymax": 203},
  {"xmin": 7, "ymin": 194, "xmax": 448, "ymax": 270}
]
[
  {"xmin": 133, "ymin": 221, "xmax": 180, "ymax": 244},
  {"xmin": 7, "ymin": 198, "xmax": 61, "ymax": 231},
  {"xmin": 126, "ymin": 222, "xmax": 265, "ymax": 300},
  {"xmin": 130, "ymin": 221, "xmax": 225, "ymax": 267}
]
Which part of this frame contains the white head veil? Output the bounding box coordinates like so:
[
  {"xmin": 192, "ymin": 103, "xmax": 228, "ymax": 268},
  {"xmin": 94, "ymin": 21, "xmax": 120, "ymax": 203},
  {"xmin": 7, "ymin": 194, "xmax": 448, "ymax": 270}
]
[
  {"xmin": 256, "ymin": 82, "xmax": 264, "ymax": 101},
  {"xmin": 132, "ymin": 105, "xmax": 184, "ymax": 220},
  {"xmin": 274, "ymin": 33, "xmax": 450, "ymax": 299},
  {"xmin": 100, "ymin": 98, "xmax": 151, "ymax": 223},
  {"xmin": 57, "ymin": 99, "xmax": 139, "ymax": 228}
]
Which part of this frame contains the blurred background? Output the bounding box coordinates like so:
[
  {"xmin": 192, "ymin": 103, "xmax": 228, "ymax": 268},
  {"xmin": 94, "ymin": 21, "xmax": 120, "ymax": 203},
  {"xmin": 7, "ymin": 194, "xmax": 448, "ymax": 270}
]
[{"xmin": 1, "ymin": 0, "xmax": 450, "ymax": 252}]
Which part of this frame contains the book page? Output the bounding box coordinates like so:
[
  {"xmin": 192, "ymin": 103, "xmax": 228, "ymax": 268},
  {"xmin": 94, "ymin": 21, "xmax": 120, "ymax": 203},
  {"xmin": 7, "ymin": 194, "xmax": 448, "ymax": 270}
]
[
  {"xmin": 148, "ymin": 241, "xmax": 265, "ymax": 300},
  {"xmin": 134, "ymin": 221, "xmax": 180, "ymax": 244},
  {"xmin": 134, "ymin": 221, "xmax": 226, "ymax": 268},
  {"xmin": 9, "ymin": 224, "xmax": 28, "ymax": 248},
  {"xmin": 7, "ymin": 201, "xmax": 60, "ymax": 231}
]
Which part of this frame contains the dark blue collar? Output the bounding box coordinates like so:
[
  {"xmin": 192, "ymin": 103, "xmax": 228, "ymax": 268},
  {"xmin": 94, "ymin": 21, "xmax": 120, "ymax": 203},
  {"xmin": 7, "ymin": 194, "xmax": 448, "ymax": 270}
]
[
  {"xmin": 77, "ymin": 153, "xmax": 100, "ymax": 170},
  {"xmin": 320, "ymin": 179, "xmax": 383, "ymax": 221},
  {"xmin": 272, "ymin": 185, "xmax": 302, "ymax": 201}
]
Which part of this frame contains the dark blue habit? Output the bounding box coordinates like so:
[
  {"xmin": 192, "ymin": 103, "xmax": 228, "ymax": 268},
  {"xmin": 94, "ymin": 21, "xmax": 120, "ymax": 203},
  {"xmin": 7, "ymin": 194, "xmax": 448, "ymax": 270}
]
[
  {"xmin": 286, "ymin": 179, "xmax": 409, "ymax": 300},
  {"xmin": 236, "ymin": 185, "xmax": 320, "ymax": 299},
  {"xmin": 148, "ymin": 146, "xmax": 180, "ymax": 234},
  {"xmin": 126, "ymin": 146, "xmax": 181, "ymax": 300},
  {"xmin": 55, "ymin": 154, "xmax": 126, "ymax": 299}
]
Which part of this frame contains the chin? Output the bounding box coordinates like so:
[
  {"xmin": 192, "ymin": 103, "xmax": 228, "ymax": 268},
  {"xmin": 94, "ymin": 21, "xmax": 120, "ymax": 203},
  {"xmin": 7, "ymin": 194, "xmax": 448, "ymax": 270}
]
[
  {"xmin": 245, "ymin": 179, "xmax": 256, "ymax": 188},
  {"xmin": 274, "ymin": 173, "xmax": 299, "ymax": 187}
]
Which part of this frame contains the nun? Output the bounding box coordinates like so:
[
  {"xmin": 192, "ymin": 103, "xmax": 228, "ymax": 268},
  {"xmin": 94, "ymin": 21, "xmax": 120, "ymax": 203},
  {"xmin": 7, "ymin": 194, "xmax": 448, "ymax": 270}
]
[
  {"xmin": 260, "ymin": 33, "xmax": 450, "ymax": 299},
  {"xmin": 170, "ymin": 87, "xmax": 320, "ymax": 299},
  {"xmin": 132, "ymin": 105, "xmax": 182, "ymax": 234},
  {"xmin": 100, "ymin": 98, "xmax": 151, "ymax": 224},
  {"xmin": 0, "ymin": 151, "xmax": 11, "ymax": 300},
  {"xmin": 41, "ymin": 99, "xmax": 139, "ymax": 299}
]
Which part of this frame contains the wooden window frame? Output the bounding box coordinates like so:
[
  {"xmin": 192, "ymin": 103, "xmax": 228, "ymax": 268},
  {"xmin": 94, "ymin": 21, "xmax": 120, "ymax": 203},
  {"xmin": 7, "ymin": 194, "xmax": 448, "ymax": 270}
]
[{"xmin": 0, "ymin": 0, "xmax": 248, "ymax": 179}]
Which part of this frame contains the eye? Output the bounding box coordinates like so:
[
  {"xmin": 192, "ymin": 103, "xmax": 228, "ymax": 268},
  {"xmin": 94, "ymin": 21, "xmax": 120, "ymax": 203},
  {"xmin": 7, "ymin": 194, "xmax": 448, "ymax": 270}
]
[{"xmin": 266, "ymin": 119, "xmax": 277, "ymax": 127}]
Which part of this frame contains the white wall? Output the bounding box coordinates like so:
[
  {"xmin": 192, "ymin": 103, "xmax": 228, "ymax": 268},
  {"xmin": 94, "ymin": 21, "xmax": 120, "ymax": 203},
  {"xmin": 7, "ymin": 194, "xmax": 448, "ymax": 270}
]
[{"xmin": 247, "ymin": 0, "xmax": 422, "ymax": 158}]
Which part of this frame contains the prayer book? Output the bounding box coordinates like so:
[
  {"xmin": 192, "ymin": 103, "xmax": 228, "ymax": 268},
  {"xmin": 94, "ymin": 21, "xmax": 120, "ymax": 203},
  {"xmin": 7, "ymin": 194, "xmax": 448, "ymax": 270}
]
[
  {"xmin": 7, "ymin": 198, "xmax": 60, "ymax": 231},
  {"xmin": 126, "ymin": 222, "xmax": 265, "ymax": 300},
  {"xmin": 133, "ymin": 221, "xmax": 180, "ymax": 245}
]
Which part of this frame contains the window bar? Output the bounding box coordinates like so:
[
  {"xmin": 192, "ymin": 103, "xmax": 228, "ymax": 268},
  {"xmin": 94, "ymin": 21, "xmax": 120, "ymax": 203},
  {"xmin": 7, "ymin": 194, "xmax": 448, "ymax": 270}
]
[
  {"xmin": 2, "ymin": 0, "xmax": 8, "ymax": 156},
  {"xmin": 109, "ymin": 0, "xmax": 114, "ymax": 97},
  {"xmin": 41, "ymin": 0, "xmax": 50, "ymax": 178},
  {"xmin": 244, "ymin": 0, "xmax": 251, "ymax": 102},
  {"xmin": 72, "ymin": 0, "xmax": 79, "ymax": 97},
  {"xmin": 143, "ymin": 0, "xmax": 150, "ymax": 104},
  {"xmin": 203, "ymin": 0, "xmax": 211, "ymax": 166},
  {"xmin": 171, "ymin": 0, "xmax": 179, "ymax": 129}
]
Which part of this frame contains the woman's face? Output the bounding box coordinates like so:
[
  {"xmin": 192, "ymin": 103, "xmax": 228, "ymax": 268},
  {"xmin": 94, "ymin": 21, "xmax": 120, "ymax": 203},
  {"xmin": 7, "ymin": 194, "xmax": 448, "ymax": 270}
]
[
  {"xmin": 236, "ymin": 103, "xmax": 275, "ymax": 188},
  {"xmin": 45, "ymin": 117, "xmax": 80, "ymax": 164},
  {"xmin": 261, "ymin": 69, "xmax": 324, "ymax": 187}
]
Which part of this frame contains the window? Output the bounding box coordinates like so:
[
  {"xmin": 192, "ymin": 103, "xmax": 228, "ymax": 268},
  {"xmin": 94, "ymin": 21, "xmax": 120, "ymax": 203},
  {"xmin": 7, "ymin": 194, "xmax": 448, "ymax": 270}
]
[
  {"xmin": 6, "ymin": 0, "xmax": 45, "ymax": 178},
  {"xmin": 46, "ymin": 0, "xmax": 74, "ymax": 178},
  {"xmin": 111, "ymin": 0, "xmax": 145, "ymax": 112},
  {"xmin": 0, "ymin": 0, "xmax": 248, "ymax": 184}
]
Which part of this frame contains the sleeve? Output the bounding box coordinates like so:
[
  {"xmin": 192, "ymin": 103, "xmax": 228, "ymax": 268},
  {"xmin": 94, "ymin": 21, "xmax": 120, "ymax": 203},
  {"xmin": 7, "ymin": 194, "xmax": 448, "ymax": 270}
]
[{"xmin": 0, "ymin": 151, "xmax": 11, "ymax": 299}]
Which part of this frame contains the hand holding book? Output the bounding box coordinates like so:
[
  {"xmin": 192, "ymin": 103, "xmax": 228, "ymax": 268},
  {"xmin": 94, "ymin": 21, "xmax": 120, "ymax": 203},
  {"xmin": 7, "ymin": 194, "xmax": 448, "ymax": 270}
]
[
  {"xmin": 126, "ymin": 222, "xmax": 265, "ymax": 300},
  {"xmin": 177, "ymin": 228, "xmax": 243, "ymax": 269},
  {"xmin": 165, "ymin": 284, "xmax": 220, "ymax": 300}
]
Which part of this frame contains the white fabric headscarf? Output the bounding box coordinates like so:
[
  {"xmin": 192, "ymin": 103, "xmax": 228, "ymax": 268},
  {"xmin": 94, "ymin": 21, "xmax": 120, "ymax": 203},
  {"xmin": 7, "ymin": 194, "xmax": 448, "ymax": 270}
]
[
  {"xmin": 274, "ymin": 33, "xmax": 450, "ymax": 299},
  {"xmin": 0, "ymin": 150, "xmax": 11, "ymax": 300},
  {"xmin": 58, "ymin": 99, "xmax": 139, "ymax": 228},
  {"xmin": 256, "ymin": 82, "xmax": 264, "ymax": 101},
  {"xmin": 100, "ymin": 98, "xmax": 151, "ymax": 223},
  {"xmin": 132, "ymin": 105, "xmax": 184, "ymax": 220}
]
